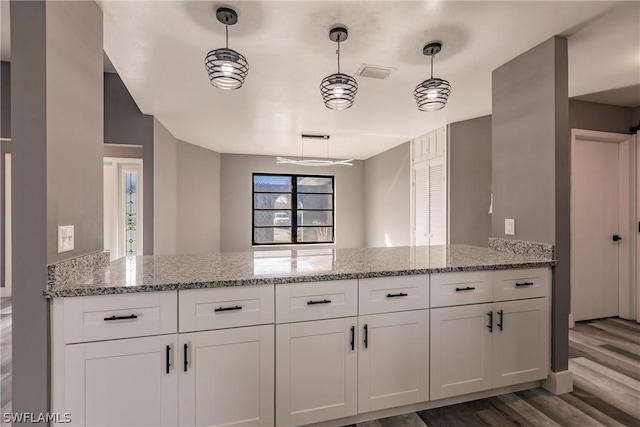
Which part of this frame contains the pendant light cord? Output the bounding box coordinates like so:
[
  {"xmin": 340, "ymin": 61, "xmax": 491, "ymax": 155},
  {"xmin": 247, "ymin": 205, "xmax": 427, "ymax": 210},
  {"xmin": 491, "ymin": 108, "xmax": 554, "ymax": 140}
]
[
  {"xmin": 337, "ymin": 35, "xmax": 341, "ymax": 74},
  {"xmin": 430, "ymin": 54, "xmax": 434, "ymax": 79},
  {"xmin": 225, "ymin": 25, "xmax": 229, "ymax": 49}
]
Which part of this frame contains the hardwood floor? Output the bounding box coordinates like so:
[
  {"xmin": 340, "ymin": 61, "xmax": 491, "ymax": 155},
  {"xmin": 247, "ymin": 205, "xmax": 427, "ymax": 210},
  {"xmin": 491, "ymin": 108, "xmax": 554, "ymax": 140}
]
[
  {"xmin": 0, "ymin": 300, "xmax": 637, "ymax": 427},
  {"xmin": 346, "ymin": 318, "xmax": 640, "ymax": 427}
]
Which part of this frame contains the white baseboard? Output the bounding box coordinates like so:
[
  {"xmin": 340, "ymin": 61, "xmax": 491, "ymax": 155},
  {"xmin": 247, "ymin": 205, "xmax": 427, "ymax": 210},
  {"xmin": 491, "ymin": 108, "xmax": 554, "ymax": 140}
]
[
  {"xmin": 569, "ymin": 313, "xmax": 575, "ymax": 329},
  {"xmin": 543, "ymin": 370, "xmax": 573, "ymax": 395}
]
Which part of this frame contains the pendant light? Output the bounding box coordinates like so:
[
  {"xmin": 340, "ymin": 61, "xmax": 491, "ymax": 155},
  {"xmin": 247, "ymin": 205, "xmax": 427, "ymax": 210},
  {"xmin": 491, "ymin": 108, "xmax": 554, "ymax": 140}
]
[
  {"xmin": 320, "ymin": 27, "xmax": 358, "ymax": 110},
  {"xmin": 414, "ymin": 42, "xmax": 451, "ymax": 112},
  {"xmin": 276, "ymin": 134, "xmax": 354, "ymax": 166},
  {"xmin": 205, "ymin": 7, "xmax": 249, "ymax": 90}
]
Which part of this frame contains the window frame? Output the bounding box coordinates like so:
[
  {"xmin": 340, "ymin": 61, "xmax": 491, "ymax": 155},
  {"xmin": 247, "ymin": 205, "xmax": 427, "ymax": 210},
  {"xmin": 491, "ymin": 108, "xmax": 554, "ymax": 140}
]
[{"xmin": 252, "ymin": 173, "xmax": 335, "ymax": 246}]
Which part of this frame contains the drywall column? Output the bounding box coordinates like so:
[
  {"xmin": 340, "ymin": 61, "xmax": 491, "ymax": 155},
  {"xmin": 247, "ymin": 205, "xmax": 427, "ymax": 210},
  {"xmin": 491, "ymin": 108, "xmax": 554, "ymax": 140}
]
[
  {"xmin": 492, "ymin": 37, "xmax": 569, "ymax": 372},
  {"xmin": 153, "ymin": 118, "xmax": 177, "ymax": 254},
  {"xmin": 11, "ymin": 0, "xmax": 104, "ymax": 417}
]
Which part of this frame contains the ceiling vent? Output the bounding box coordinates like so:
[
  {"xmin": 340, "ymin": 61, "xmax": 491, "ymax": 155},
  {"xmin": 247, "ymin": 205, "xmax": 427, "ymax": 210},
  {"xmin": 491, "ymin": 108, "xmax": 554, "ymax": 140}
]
[{"xmin": 356, "ymin": 64, "xmax": 395, "ymax": 80}]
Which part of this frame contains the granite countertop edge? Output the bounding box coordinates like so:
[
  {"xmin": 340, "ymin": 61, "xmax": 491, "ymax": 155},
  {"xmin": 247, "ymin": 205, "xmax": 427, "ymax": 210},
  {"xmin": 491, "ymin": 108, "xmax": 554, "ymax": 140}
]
[{"xmin": 43, "ymin": 259, "xmax": 557, "ymax": 298}]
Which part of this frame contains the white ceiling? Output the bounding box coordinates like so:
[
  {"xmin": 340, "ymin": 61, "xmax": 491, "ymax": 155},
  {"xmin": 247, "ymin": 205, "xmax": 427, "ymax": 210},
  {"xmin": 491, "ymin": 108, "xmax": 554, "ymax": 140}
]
[{"xmin": 4, "ymin": 1, "xmax": 640, "ymax": 159}]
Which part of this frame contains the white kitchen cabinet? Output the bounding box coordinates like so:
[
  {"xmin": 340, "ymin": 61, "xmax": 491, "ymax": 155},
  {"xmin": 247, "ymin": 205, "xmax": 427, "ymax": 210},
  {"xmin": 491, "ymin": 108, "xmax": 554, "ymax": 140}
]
[
  {"xmin": 64, "ymin": 334, "xmax": 178, "ymax": 426},
  {"xmin": 493, "ymin": 297, "xmax": 550, "ymax": 388},
  {"xmin": 430, "ymin": 303, "xmax": 493, "ymax": 400},
  {"xmin": 276, "ymin": 317, "xmax": 358, "ymax": 427},
  {"xmin": 358, "ymin": 310, "xmax": 429, "ymax": 413},
  {"xmin": 178, "ymin": 325, "xmax": 274, "ymax": 427},
  {"xmin": 430, "ymin": 297, "xmax": 549, "ymax": 400}
]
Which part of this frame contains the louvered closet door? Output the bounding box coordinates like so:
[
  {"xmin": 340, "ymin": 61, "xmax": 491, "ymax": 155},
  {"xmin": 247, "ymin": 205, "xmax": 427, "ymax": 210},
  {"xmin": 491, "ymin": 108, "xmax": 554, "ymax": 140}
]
[
  {"xmin": 413, "ymin": 161, "xmax": 429, "ymax": 246},
  {"xmin": 428, "ymin": 156, "xmax": 447, "ymax": 245}
]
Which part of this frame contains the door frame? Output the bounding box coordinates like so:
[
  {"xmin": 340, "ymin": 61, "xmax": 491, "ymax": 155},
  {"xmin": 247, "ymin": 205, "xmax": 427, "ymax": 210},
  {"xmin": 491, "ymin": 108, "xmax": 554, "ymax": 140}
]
[
  {"xmin": 1, "ymin": 153, "xmax": 11, "ymax": 298},
  {"xmin": 570, "ymin": 129, "xmax": 636, "ymax": 324}
]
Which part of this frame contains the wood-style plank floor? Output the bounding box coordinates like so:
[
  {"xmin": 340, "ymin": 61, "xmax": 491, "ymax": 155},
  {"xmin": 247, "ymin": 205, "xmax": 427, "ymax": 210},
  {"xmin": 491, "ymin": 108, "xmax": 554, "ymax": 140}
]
[
  {"xmin": 0, "ymin": 300, "xmax": 638, "ymax": 426},
  {"xmin": 345, "ymin": 318, "xmax": 640, "ymax": 427}
]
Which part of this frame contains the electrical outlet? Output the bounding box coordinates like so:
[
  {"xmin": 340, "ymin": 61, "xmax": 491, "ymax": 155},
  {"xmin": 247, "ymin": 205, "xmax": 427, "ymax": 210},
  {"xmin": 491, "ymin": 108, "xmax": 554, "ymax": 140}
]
[
  {"xmin": 58, "ymin": 225, "xmax": 74, "ymax": 253},
  {"xmin": 505, "ymin": 219, "xmax": 515, "ymax": 236}
]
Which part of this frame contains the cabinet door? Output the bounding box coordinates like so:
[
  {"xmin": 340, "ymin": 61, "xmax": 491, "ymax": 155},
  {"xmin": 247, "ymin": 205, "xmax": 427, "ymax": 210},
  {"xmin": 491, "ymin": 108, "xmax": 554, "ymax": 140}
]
[
  {"xmin": 493, "ymin": 298, "xmax": 550, "ymax": 388},
  {"xmin": 358, "ymin": 310, "xmax": 429, "ymax": 413},
  {"xmin": 430, "ymin": 304, "xmax": 492, "ymax": 400},
  {"xmin": 276, "ymin": 318, "xmax": 357, "ymax": 427},
  {"xmin": 65, "ymin": 335, "xmax": 178, "ymax": 426},
  {"xmin": 178, "ymin": 325, "xmax": 274, "ymax": 427}
]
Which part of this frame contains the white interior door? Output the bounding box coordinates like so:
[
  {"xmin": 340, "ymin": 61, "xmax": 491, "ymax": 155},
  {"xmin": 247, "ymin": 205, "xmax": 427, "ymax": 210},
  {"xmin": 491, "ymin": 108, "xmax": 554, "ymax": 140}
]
[
  {"xmin": 572, "ymin": 136, "xmax": 621, "ymax": 321},
  {"xmin": 413, "ymin": 161, "xmax": 428, "ymax": 246}
]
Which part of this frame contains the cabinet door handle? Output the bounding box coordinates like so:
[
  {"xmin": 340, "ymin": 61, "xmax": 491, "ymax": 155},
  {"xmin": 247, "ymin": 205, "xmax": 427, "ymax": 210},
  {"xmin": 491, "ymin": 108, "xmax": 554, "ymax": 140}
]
[
  {"xmin": 363, "ymin": 324, "xmax": 369, "ymax": 349},
  {"xmin": 166, "ymin": 345, "xmax": 171, "ymax": 374},
  {"xmin": 487, "ymin": 311, "xmax": 493, "ymax": 333},
  {"xmin": 307, "ymin": 299, "xmax": 331, "ymax": 305},
  {"xmin": 515, "ymin": 282, "xmax": 534, "ymax": 287},
  {"xmin": 350, "ymin": 326, "xmax": 355, "ymax": 351},
  {"xmin": 497, "ymin": 310, "xmax": 504, "ymax": 331},
  {"xmin": 386, "ymin": 292, "xmax": 408, "ymax": 298},
  {"xmin": 183, "ymin": 343, "xmax": 189, "ymax": 372},
  {"xmin": 103, "ymin": 314, "xmax": 138, "ymax": 321},
  {"xmin": 214, "ymin": 305, "xmax": 242, "ymax": 312},
  {"xmin": 455, "ymin": 287, "xmax": 476, "ymax": 292}
]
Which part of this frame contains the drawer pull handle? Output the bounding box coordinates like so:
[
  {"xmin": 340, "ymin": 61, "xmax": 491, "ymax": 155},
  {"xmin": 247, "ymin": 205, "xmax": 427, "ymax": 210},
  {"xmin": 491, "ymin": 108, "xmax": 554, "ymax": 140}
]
[
  {"xmin": 386, "ymin": 292, "xmax": 408, "ymax": 298},
  {"xmin": 363, "ymin": 324, "xmax": 369, "ymax": 349},
  {"xmin": 184, "ymin": 343, "xmax": 189, "ymax": 372},
  {"xmin": 487, "ymin": 311, "xmax": 493, "ymax": 333},
  {"xmin": 166, "ymin": 345, "xmax": 171, "ymax": 374},
  {"xmin": 104, "ymin": 314, "xmax": 138, "ymax": 322},
  {"xmin": 515, "ymin": 282, "xmax": 534, "ymax": 287},
  {"xmin": 350, "ymin": 326, "xmax": 355, "ymax": 351},
  {"xmin": 307, "ymin": 299, "xmax": 332, "ymax": 305},
  {"xmin": 497, "ymin": 310, "xmax": 504, "ymax": 331},
  {"xmin": 214, "ymin": 305, "xmax": 243, "ymax": 312},
  {"xmin": 455, "ymin": 287, "xmax": 476, "ymax": 292}
]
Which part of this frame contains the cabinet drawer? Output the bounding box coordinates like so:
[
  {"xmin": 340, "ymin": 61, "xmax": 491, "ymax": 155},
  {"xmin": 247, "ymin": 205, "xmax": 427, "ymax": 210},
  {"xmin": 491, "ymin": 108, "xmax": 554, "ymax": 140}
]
[
  {"xmin": 276, "ymin": 280, "xmax": 357, "ymax": 323},
  {"xmin": 63, "ymin": 291, "xmax": 177, "ymax": 344},
  {"xmin": 430, "ymin": 271, "xmax": 493, "ymax": 308},
  {"xmin": 179, "ymin": 285, "xmax": 274, "ymax": 332},
  {"xmin": 359, "ymin": 275, "xmax": 428, "ymax": 315},
  {"xmin": 493, "ymin": 268, "xmax": 551, "ymax": 301}
]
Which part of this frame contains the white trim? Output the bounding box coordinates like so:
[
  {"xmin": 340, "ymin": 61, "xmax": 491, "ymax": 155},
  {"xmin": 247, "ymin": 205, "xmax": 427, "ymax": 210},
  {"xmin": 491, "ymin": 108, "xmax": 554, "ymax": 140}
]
[
  {"xmin": 542, "ymin": 370, "xmax": 574, "ymax": 395},
  {"xmin": 1, "ymin": 153, "xmax": 11, "ymax": 298},
  {"xmin": 570, "ymin": 129, "xmax": 635, "ymax": 321}
]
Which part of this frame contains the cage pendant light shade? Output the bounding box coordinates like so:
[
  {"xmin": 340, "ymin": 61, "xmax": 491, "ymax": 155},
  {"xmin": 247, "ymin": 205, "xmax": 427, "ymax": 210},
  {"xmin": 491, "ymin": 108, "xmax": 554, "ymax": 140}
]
[
  {"xmin": 414, "ymin": 42, "xmax": 451, "ymax": 111},
  {"xmin": 321, "ymin": 27, "xmax": 357, "ymax": 110},
  {"xmin": 205, "ymin": 8, "xmax": 249, "ymax": 90}
]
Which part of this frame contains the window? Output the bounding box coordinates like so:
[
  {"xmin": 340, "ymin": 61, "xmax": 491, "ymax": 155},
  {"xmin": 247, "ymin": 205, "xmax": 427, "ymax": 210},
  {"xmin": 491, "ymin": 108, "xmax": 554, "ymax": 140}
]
[{"xmin": 253, "ymin": 173, "xmax": 334, "ymax": 245}]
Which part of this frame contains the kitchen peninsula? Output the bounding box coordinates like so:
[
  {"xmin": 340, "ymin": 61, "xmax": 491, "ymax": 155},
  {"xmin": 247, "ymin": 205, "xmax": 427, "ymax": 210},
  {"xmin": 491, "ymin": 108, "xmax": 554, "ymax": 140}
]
[{"xmin": 47, "ymin": 244, "xmax": 557, "ymax": 427}]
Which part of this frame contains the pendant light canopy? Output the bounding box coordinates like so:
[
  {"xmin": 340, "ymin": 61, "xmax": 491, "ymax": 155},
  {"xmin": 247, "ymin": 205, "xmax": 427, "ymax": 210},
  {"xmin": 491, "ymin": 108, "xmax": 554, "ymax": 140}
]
[
  {"xmin": 414, "ymin": 42, "xmax": 451, "ymax": 112},
  {"xmin": 205, "ymin": 7, "xmax": 249, "ymax": 90},
  {"xmin": 320, "ymin": 27, "xmax": 358, "ymax": 110}
]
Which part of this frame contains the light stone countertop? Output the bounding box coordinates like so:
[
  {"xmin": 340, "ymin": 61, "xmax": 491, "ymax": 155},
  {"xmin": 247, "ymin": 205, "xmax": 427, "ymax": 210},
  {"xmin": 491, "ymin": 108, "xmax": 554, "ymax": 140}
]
[{"xmin": 44, "ymin": 245, "xmax": 556, "ymax": 298}]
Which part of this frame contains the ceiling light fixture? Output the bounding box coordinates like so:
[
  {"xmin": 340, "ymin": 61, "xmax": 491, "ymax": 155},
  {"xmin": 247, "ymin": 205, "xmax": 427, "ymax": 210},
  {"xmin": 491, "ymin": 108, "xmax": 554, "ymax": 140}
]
[
  {"xmin": 205, "ymin": 7, "xmax": 249, "ymax": 90},
  {"xmin": 276, "ymin": 135, "xmax": 354, "ymax": 166},
  {"xmin": 320, "ymin": 27, "xmax": 358, "ymax": 110},
  {"xmin": 414, "ymin": 42, "xmax": 451, "ymax": 111}
]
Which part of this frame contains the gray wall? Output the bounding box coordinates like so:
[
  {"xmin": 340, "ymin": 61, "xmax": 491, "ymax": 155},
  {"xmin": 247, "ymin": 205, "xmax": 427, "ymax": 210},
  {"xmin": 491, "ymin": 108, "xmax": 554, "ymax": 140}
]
[
  {"xmin": 177, "ymin": 141, "xmax": 220, "ymax": 253},
  {"xmin": 569, "ymin": 99, "xmax": 634, "ymax": 134},
  {"xmin": 492, "ymin": 36, "xmax": 570, "ymax": 373},
  {"xmin": 153, "ymin": 119, "xmax": 178, "ymax": 254},
  {"xmin": 220, "ymin": 154, "xmax": 365, "ymax": 252},
  {"xmin": 449, "ymin": 116, "xmax": 492, "ymax": 247},
  {"xmin": 364, "ymin": 142, "xmax": 410, "ymax": 248},
  {"xmin": 631, "ymin": 107, "xmax": 640, "ymax": 128},
  {"xmin": 104, "ymin": 72, "xmax": 154, "ymax": 254},
  {"xmin": 11, "ymin": 0, "xmax": 103, "ymax": 415},
  {"xmin": 1, "ymin": 61, "xmax": 10, "ymax": 139}
]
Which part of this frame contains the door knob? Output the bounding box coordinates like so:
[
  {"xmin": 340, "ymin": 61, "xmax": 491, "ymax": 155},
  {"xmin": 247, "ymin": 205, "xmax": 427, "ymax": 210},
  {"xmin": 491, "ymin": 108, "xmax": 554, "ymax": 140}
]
[{"xmin": 612, "ymin": 235, "xmax": 622, "ymax": 242}]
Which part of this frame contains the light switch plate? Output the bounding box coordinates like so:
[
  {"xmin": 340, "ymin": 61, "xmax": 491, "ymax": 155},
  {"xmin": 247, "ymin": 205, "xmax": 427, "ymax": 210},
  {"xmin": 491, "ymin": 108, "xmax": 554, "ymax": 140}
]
[
  {"xmin": 58, "ymin": 225, "xmax": 74, "ymax": 253},
  {"xmin": 505, "ymin": 219, "xmax": 515, "ymax": 236}
]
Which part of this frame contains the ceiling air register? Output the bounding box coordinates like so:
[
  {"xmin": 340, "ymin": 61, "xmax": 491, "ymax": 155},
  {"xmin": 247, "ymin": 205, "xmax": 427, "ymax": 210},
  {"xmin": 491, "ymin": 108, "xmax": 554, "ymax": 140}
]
[{"xmin": 205, "ymin": 7, "xmax": 249, "ymax": 90}]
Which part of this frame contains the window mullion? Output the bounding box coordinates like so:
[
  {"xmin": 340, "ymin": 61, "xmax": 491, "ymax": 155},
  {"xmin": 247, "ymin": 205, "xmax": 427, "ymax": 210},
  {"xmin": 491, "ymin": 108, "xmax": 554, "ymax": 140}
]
[{"xmin": 292, "ymin": 177, "xmax": 298, "ymax": 244}]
